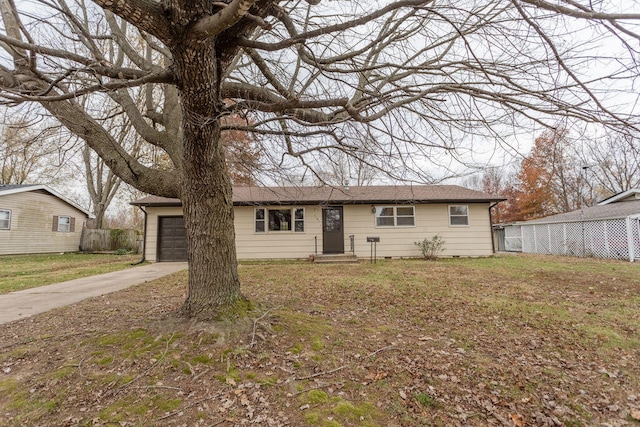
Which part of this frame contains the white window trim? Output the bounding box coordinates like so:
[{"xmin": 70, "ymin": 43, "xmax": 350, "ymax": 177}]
[
  {"xmin": 254, "ymin": 207, "xmax": 305, "ymax": 233},
  {"xmin": 448, "ymin": 204, "xmax": 469, "ymax": 227},
  {"xmin": 374, "ymin": 205, "xmax": 416, "ymax": 228},
  {"xmin": 58, "ymin": 215, "xmax": 71, "ymax": 232},
  {"xmin": 293, "ymin": 207, "xmax": 305, "ymax": 233},
  {"xmin": 0, "ymin": 209, "xmax": 10, "ymax": 230},
  {"xmin": 254, "ymin": 208, "xmax": 266, "ymax": 233}
]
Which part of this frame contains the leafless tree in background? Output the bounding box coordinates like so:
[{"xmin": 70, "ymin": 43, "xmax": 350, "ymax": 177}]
[
  {"xmin": 0, "ymin": 115, "xmax": 72, "ymax": 185},
  {"xmin": 576, "ymin": 133, "xmax": 640, "ymax": 202},
  {"xmin": 0, "ymin": 0, "xmax": 639, "ymax": 317}
]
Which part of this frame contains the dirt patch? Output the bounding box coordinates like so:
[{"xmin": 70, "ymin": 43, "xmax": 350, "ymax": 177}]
[{"xmin": 1, "ymin": 255, "xmax": 639, "ymax": 426}]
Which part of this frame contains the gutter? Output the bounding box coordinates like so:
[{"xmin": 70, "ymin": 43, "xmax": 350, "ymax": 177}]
[{"xmin": 131, "ymin": 205, "xmax": 148, "ymax": 265}]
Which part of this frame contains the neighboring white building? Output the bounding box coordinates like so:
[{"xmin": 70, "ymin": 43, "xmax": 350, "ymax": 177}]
[
  {"xmin": 496, "ymin": 189, "xmax": 640, "ymax": 262},
  {"xmin": 0, "ymin": 184, "xmax": 91, "ymax": 255},
  {"xmin": 131, "ymin": 185, "xmax": 504, "ymax": 262}
]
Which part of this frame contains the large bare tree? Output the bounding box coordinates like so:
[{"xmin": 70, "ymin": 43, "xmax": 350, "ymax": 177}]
[{"xmin": 0, "ymin": 0, "xmax": 639, "ymax": 318}]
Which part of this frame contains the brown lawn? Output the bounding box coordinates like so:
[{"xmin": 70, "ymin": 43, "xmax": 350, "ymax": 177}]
[{"xmin": 0, "ymin": 254, "xmax": 639, "ymax": 426}]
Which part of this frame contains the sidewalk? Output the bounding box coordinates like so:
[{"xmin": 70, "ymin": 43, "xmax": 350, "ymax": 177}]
[{"xmin": 0, "ymin": 262, "xmax": 188, "ymax": 325}]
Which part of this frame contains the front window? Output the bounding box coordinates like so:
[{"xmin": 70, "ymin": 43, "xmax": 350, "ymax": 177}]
[
  {"xmin": 255, "ymin": 208, "xmax": 304, "ymax": 232},
  {"xmin": 58, "ymin": 216, "xmax": 71, "ymax": 232},
  {"xmin": 0, "ymin": 209, "xmax": 10, "ymax": 230},
  {"xmin": 449, "ymin": 205, "xmax": 469, "ymax": 226},
  {"xmin": 375, "ymin": 206, "xmax": 415, "ymax": 227},
  {"xmin": 294, "ymin": 208, "xmax": 304, "ymax": 232},
  {"xmin": 269, "ymin": 209, "xmax": 291, "ymax": 231},
  {"xmin": 255, "ymin": 208, "xmax": 265, "ymax": 232}
]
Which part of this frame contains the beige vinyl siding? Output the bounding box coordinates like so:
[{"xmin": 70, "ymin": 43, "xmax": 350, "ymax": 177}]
[
  {"xmin": 145, "ymin": 205, "xmax": 323, "ymax": 261},
  {"xmin": 343, "ymin": 203, "xmax": 493, "ymax": 258},
  {"xmin": 0, "ymin": 191, "xmax": 87, "ymax": 255},
  {"xmin": 144, "ymin": 202, "xmax": 494, "ymax": 261},
  {"xmin": 234, "ymin": 206, "xmax": 323, "ymax": 259},
  {"xmin": 144, "ymin": 206, "xmax": 184, "ymax": 262}
]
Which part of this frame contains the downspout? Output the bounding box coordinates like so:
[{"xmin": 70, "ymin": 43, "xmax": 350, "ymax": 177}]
[
  {"xmin": 131, "ymin": 205, "xmax": 148, "ymax": 265},
  {"xmin": 489, "ymin": 202, "xmax": 499, "ymax": 254}
]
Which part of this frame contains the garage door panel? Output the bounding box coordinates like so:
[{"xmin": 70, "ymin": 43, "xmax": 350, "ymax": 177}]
[{"xmin": 158, "ymin": 216, "xmax": 187, "ymax": 262}]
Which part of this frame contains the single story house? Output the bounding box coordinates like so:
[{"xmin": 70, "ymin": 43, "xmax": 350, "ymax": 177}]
[
  {"xmin": 131, "ymin": 185, "xmax": 504, "ymax": 262},
  {"xmin": 0, "ymin": 184, "xmax": 92, "ymax": 255},
  {"xmin": 495, "ymin": 188, "xmax": 640, "ymax": 262}
]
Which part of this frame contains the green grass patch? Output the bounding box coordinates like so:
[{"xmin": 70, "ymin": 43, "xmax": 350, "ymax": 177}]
[
  {"xmin": 0, "ymin": 378, "xmax": 60, "ymax": 420},
  {"xmin": 415, "ymin": 392, "xmax": 437, "ymax": 408},
  {"xmin": 0, "ymin": 253, "xmax": 140, "ymax": 294},
  {"xmin": 99, "ymin": 394, "xmax": 182, "ymax": 422},
  {"xmin": 190, "ymin": 354, "xmax": 213, "ymax": 365}
]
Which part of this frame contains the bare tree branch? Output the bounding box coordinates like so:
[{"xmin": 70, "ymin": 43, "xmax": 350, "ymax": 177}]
[{"xmin": 90, "ymin": 0, "xmax": 171, "ymax": 44}]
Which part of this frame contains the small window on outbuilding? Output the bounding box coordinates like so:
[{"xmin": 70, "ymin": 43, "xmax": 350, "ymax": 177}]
[
  {"xmin": 53, "ymin": 215, "xmax": 75, "ymax": 232},
  {"xmin": 0, "ymin": 209, "xmax": 10, "ymax": 230}
]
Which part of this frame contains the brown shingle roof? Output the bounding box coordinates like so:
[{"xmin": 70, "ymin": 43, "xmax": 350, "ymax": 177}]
[{"xmin": 131, "ymin": 185, "xmax": 504, "ymax": 207}]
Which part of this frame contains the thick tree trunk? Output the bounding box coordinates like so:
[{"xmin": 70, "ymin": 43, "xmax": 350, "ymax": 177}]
[
  {"xmin": 94, "ymin": 203, "xmax": 106, "ymax": 229},
  {"xmin": 174, "ymin": 38, "xmax": 243, "ymax": 318}
]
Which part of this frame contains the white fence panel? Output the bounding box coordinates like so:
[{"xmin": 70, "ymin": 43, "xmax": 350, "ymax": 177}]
[
  {"xmin": 519, "ymin": 218, "xmax": 636, "ymax": 261},
  {"xmin": 521, "ymin": 226, "xmax": 535, "ymax": 253},
  {"xmin": 630, "ymin": 218, "xmax": 640, "ymax": 262},
  {"xmin": 504, "ymin": 225, "xmax": 522, "ymax": 252}
]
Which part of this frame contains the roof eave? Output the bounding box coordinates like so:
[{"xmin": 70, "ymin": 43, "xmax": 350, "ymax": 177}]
[
  {"xmin": 135, "ymin": 198, "xmax": 505, "ymax": 207},
  {"xmin": 130, "ymin": 200, "xmax": 182, "ymax": 207},
  {"xmin": 597, "ymin": 188, "xmax": 640, "ymax": 205}
]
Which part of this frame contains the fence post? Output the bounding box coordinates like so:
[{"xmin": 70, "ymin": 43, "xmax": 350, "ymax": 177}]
[{"xmin": 627, "ymin": 217, "xmax": 635, "ymax": 262}]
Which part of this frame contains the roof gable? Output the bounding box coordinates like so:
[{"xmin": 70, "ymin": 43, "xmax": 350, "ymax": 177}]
[{"xmin": 0, "ymin": 184, "xmax": 92, "ymax": 217}]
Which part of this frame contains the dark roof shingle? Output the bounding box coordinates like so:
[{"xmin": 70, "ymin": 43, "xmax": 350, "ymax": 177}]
[{"xmin": 131, "ymin": 185, "xmax": 504, "ymax": 206}]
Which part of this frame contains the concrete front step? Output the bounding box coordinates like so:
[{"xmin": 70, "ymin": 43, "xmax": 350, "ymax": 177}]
[{"xmin": 313, "ymin": 254, "xmax": 359, "ymax": 264}]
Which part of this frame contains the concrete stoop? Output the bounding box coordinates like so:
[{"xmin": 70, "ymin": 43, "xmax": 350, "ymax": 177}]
[{"xmin": 313, "ymin": 254, "xmax": 359, "ymax": 264}]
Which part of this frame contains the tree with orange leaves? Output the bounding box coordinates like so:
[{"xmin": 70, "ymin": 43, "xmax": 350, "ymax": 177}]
[
  {"xmin": 220, "ymin": 113, "xmax": 261, "ymax": 186},
  {"xmin": 511, "ymin": 127, "xmax": 582, "ymax": 221}
]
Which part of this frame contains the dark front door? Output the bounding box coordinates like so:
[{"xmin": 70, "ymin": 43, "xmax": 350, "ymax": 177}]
[
  {"xmin": 158, "ymin": 216, "xmax": 187, "ymax": 262},
  {"xmin": 322, "ymin": 206, "xmax": 344, "ymax": 254}
]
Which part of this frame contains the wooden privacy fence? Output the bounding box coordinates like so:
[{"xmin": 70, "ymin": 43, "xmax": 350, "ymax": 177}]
[{"xmin": 80, "ymin": 228, "xmax": 140, "ymax": 253}]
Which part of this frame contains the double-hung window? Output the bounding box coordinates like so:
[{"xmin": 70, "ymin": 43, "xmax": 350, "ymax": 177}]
[
  {"xmin": 57, "ymin": 216, "xmax": 71, "ymax": 232},
  {"xmin": 52, "ymin": 215, "xmax": 74, "ymax": 232},
  {"xmin": 0, "ymin": 209, "xmax": 10, "ymax": 230},
  {"xmin": 449, "ymin": 205, "xmax": 469, "ymax": 226},
  {"xmin": 255, "ymin": 208, "xmax": 304, "ymax": 233},
  {"xmin": 375, "ymin": 206, "xmax": 415, "ymax": 227},
  {"xmin": 255, "ymin": 208, "xmax": 266, "ymax": 232}
]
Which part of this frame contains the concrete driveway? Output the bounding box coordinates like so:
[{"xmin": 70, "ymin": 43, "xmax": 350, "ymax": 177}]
[{"xmin": 0, "ymin": 262, "xmax": 187, "ymax": 325}]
